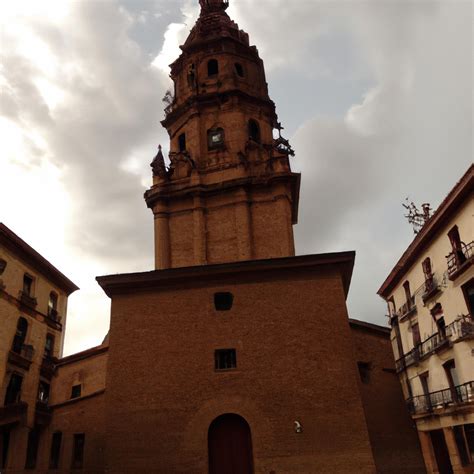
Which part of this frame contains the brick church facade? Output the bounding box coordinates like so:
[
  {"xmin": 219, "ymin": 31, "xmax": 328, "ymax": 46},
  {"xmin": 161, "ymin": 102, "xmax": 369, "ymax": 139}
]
[{"xmin": 1, "ymin": 1, "xmax": 425, "ymax": 472}]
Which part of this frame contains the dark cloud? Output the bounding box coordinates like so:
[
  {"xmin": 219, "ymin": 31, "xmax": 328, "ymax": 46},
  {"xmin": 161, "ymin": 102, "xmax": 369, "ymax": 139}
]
[{"xmin": 1, "ymin": 0, "xmax": 472, "ymax": 353}]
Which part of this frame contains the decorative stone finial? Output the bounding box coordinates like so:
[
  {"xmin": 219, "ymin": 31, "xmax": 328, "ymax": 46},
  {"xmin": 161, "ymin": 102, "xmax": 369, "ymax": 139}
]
[
  {"xmin": 151, "ymin": 144, "xmax": 167, "ymax": 179},
  {"xmin": 199, "ymin": 0, "xmax": 229, "ymax": 14}
]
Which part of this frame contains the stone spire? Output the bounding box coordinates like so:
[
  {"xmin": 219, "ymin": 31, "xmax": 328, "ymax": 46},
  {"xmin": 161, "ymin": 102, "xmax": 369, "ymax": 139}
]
[
  {"xmin": 150, "ymin": 145, "xmax": 167, "ymax": 179},
  {"xmin": 145, "ymin": 0, "xmax": 300, "ymax": 270},
  {"xmin": 199, "ymin": 0, "xmax": 229, "ymax": 14}
]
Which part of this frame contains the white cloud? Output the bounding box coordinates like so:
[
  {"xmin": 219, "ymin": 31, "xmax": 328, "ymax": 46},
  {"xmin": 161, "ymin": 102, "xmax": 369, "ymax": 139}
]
[{"xmin": 1, "ymin": 0, "xmax": 472, "ymax": 354}]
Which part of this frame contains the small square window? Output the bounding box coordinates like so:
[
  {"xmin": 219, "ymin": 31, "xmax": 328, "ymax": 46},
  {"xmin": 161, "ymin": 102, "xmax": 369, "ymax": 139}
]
[
  {"xmin": 214, "ymin": 292, "xmax": 233, "ymax": 311},
  {"xmin": 215, "ymin": 349, "xmax": 237, "ymax": 370},
  {"xmin": 70, "ymin": 384, "xmax": 82, "ymax": 399}
]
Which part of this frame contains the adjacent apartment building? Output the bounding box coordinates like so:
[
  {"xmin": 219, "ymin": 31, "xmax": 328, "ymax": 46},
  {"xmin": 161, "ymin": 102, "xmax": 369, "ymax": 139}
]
[
  {"xmin": 378, "ymin": 164, "xmax": 474, "ymax": 474},
  {"xmin": 0, "ymin": 223, "xmax": 79, "ymax": 470}
]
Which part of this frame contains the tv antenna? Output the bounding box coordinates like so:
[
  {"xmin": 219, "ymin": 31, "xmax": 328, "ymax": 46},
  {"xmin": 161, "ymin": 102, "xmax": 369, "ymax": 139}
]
[{"xmin": 403, "ymin": 199, "xmax": 432, "ymax": 234}]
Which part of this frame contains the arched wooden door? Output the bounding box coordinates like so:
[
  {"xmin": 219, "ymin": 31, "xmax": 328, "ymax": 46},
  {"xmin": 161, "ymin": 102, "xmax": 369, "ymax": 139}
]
[{"xmin": 208, "ymin": 414, "xmax": 254, "ymax": 474}]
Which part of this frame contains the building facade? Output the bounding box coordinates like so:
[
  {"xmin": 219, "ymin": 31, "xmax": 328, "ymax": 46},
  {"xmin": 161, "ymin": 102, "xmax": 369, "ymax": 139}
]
[
  {"xmin": 0, "ymin": 223, "xmax": 79, "ymax": 470},
  {"xmin": 378, "ymin": 164, "xmax": 474, "ymax": 474},
  {"xmin": 1, "ymin": 1, "xmax": 426, "ymax": 472}
]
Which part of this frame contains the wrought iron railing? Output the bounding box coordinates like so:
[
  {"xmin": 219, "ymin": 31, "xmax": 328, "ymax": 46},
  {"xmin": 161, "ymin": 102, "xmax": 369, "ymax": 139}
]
[
  {"xmin": 47, "ymin": 307, "xmax": 59, "ymax": 320},
  {"xmin": 446, "ymin": 240, "xmax": 473, "ymax": 278},
  {"xmin": 446, "ymin": 314, "xmax": 474, "ymax": 339},
  {"xmin": 395, "ymin": 314, "xmax": 473, "ymax": 372},
  {"xmin": 11, "ymin": 343, "xmax": 35, "ymax": 361},
  {"xmin": 418, "ymin": 331, "xmax": 448, "ymax": 357},
  {"xmin": 19, "ymin": 291, "xmax": 37, "ymax": 308},
  {"xmin": 397, "ymin": 296, "xmax": 416, "ymax": 319},
  {"xmin": 407, "ymin": 381, "xmax": 474, "ymax": 415}
]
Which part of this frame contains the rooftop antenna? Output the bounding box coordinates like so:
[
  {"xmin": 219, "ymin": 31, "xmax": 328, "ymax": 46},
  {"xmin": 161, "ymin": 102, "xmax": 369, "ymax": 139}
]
[{"xmin": 403, "ymin": 199, "xmax": 432, "ymax": 234}]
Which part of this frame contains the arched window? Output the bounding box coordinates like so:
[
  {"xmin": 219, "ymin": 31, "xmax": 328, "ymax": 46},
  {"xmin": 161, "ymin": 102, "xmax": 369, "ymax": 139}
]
[
  {"xmin": 234, "ymin": 63, "xmax": 244, "ymax": 77},
  {"xmin": 208, "ymin": 128, "xmax": 225, "ymax": 150},
  {"xmin": 208, "ymin": 59, "xmax": 219, "ymax": 76},
  {"xmin": 12, "ymin": 317, "xmax": 28, "ymax": 354},
  {"xmin": 248, "ymin": 119, "xmax": 260, "ymax": 142},
  {"xmin": 178, "ymin": 133, "xmax": 186, "ymax": 152},
  {"xmin": 48, "ymin": 291, "xmax": 58, "ymax": 318},
  {"xmin": 0, "ymin": 258, "xmax": 7, "ymax": 275}
]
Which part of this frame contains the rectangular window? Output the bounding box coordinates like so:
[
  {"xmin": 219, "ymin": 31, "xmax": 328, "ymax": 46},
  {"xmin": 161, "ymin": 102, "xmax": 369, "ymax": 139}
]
[
  {"xmin": 1, "ymin": 428, "xmax": 11, "ymax": 469},
  {"xmin": 412, "ymin": 323, "xmax": 421, "ymax": 347},
  {"xmin": 403, "ymin": 281, "xmax": 412, "ymax": 307},
  {"xmin": 23, "ymin": 274, "xmax": 33, "ymax": 296},
  {"xmin": 357, "ymin": 362, "xmax": 370, "ymax": 384},
  {"xmin": 38, "ymin": 381, "xmax": 50, "ymax": 404},
  {"xmin": 465, "ymin": 424, "xmax": 474, "ymax": 463},
  {"xmin": 4, "ymin": 373, "xmax": 23, "ymax": 405},
  {"xmin": 25, "ymin": 428, "xmax": 40, "ymax": 469},
  {"xmin": 49, "ymin": 431, "xmax": 62, "ymax": 469},
  {"xmin": 71, "ymin": 433, "xmax": 85, "ymax": 469},
  {"xmin": 422, "ymin": 257, "xmax": 433, "ymax": 280},
  {"xmin": 45, "ymin": 334, "xmax": 55, "ymax": 358},
  {"xmin": 453, "ymin": 425, "xmax": 470, "ymax": 466},
  {"xmin": 70, "ymin": 384, "xmax": 82, "ymax": 399},
  {"xmin": 215, "ymin": 349, "xmax": 237, "ymax": 370}
]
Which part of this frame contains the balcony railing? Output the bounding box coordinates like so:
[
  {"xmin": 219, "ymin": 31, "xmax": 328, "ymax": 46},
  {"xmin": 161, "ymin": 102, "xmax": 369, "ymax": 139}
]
[
  {"xmin": 446, "ymin": 314, "xmax": 474, "ymax": 340},
  {"xmin": 395, "ymin": 314, "xmax": 474, "ymax": 372},
  {"xmin": 398, "ymin": 296, "xmax": 417, "ymax": 320},
  {"xmin": 407, "ymin": 381, "xmax": 474, "ymax": 415},
  {"xmin": 8, "ymin": 344, "xmax": 35, "ymax": 370},
  {"xmin": 446, "ymin": 240, "xmax": 473, "ymax": 280},
  {"xmin": 418, "ymin": 331, "xmax": 449, "ymax": 357},
  {"xmin": 0, "ymin": 401, "xmax": 28, "ymax": 426},
  {"xmin": 19, "ymin": 291, "xmax": 37, "ymax": 309},
  {"xmin": 421, "ymin": 274, "xmax": 442, "ymax": 302},
  {"xmin": 47, "ymin": 307, "xmax": 59, "ymax": 321},
  {"xmin": 40, "ymin": 356, "xmax": 56, "ymax": 380}
]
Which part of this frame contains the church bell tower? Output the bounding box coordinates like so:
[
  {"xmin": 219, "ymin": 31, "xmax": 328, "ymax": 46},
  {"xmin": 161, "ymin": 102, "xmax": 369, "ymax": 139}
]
[{"xmin": 145, "ymin": 0, "xmax": 300, "ymax": 269}]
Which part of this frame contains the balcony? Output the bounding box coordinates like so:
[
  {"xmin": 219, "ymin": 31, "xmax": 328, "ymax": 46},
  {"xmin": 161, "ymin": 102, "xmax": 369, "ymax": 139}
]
[
  {"xmin": 398, "ymin": 296, "xmax": 417, "ymax": 321},
  {"xmin": 421, "ymin": 274, "xmax": 442, "ymax": 303},
  {"xmin": 47, "ymin": 307, "xmax": 58, "ymax": 319},
  {"xmin": 446, "ymin": 314, "xmax": 474, "ymax": 341},
  {"xmin": 407, "ymin": 381, "xmax": 474, "ymax": 415},
  {"xmin": 40, "ymin": 356, "xmax": 56, "ymax": 380},
  {"xmin": 35, "ymin": 401, "xmax": 52, "ymax": 425},
  {"xmin": 395, "ymin": 314, "xmax": 473, "ymax": 373},
  {"xmin": 446, "ymin": 240, "xmax": 473, "ymax": 280},
  {"xmin": 19, "ymin": 291, "xmax": 37, "ymax": 309},
  {"xmin": 8, "ymin": 344, "xmax": 35, "ymax": 371},
  {"xmin": 0, "ymin": 401, "xmax": 28, "ymax": 426}
]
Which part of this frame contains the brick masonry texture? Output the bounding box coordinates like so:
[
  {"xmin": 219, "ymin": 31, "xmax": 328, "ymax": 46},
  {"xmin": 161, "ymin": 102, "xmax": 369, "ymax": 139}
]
[
  {"xmin": 351, "ymin": 323, "xmax": 426, "ymax": 473},
  {"xmin": 104, "ymin": 266, "xmax": 377, "ymax": 473}
]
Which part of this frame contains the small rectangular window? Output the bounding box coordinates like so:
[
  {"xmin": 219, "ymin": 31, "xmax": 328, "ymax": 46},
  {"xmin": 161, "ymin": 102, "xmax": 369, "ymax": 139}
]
[
  {"xmin": 45, "ymin": 334, "xmax": 55, "ymax": 357},
  {"xmin": 357, "ymin": 362, "xmax": 371, "ymax": 384},
  {"xmin": 25, "ymin": 428, "xmax": 40, "ymax": 469},
  {"xmin": 71, "ymin": 433, "xmax": 85, "ymax": 469},
  {"xmin": 453, "ymin": 425, "xmax": 470, "ymax": 466},
  {"xmin": 214, "ymin": 292, "xmax": 233, "ymax": 311},
  {"xmin": 412, "ymin": 323, "xmax": 421, "ymax": 347},
  {"xmin": 23, "ymin": 274, "xmax": 33, "ymax": 296},
  {"xmin": 1, "ymin": 428, "xmax": 11, "ymax": 469},
  {"xmin": 49, "ymin": 431, "xmax": 62, "ymax": 469},
  {"xmin": 38, "ymin": 381, "xmax": 50, "ymax": 404},
  {"xmin": 4, "ymin": 373, "xmax": 23, "ymax": 405},
  {"xmin": 465, "ymin": 424, "xmax": 474, "ymax": 463},
  {"xmin": 215, "ymin": 349, "xmax": 237, "ymax": 370},
  {"xmin": 71, "ymin": 384, "xmax": 82, "ymax": 399}
]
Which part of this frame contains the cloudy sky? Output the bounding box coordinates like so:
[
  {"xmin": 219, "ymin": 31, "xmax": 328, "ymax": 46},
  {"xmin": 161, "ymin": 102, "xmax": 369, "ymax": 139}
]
[{"xmin": 1, "ymin": 0, "xmax": 472, "ymax": 356}]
